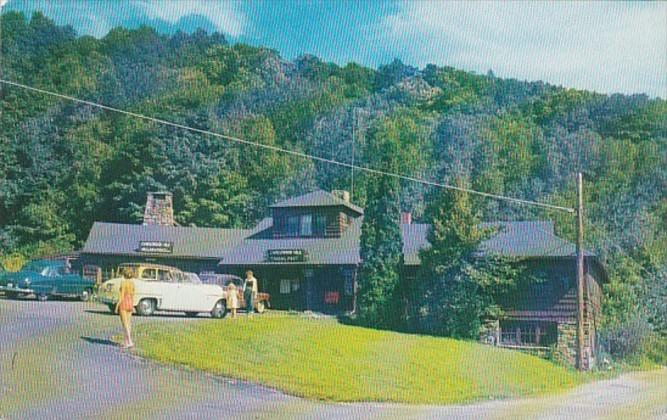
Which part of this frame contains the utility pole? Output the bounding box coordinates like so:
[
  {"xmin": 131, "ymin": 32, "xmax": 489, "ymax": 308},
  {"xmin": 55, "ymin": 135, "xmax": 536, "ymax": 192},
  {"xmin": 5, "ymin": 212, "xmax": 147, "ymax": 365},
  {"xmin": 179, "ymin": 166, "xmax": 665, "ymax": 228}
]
[
  {"xmin": 576, "ymin": 172, "xmax": 586, "ymax": 370},
  {"xmin": 351, "ymin": 108, "xmax": 357, "ymax": 201}
]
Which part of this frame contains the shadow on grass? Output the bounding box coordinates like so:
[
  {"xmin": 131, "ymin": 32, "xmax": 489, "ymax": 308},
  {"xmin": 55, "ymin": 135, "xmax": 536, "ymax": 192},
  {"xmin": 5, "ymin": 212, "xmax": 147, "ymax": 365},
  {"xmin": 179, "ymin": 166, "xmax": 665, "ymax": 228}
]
[{"xmin": 81, "ymin": 336, "xmax": 118, "ymax": 347}]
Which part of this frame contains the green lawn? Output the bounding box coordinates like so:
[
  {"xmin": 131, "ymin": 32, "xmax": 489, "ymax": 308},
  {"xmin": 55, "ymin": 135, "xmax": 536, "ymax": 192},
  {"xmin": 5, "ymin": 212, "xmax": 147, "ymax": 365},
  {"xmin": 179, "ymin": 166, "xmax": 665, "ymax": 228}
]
[{"xmin": 135, "ymin": 313, "xmax": 585, "ymax": 404}]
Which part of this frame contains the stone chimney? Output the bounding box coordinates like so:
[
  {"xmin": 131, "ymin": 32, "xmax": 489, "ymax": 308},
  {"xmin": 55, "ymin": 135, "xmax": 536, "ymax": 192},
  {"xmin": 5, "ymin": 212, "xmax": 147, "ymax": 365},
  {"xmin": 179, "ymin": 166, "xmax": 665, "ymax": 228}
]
[
  {"xmin": 143, "ymin": 192, "xmax": 175, "ymax": 226},
  {"xmin": 332, "ymin": 189, "xmax": 350, "ymax": 203},
  {"xmin": 401, "ymin": 212, "xmax": 412, "ymax": 225}
]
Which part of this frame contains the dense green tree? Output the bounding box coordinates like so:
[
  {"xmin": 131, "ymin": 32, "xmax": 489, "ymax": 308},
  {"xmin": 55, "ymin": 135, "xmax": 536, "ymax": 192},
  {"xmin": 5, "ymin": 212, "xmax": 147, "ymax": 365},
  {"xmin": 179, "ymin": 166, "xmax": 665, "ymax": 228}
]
[{"xmin": 413, "ymin": 182, "xmax": 522, "ymax": 337}]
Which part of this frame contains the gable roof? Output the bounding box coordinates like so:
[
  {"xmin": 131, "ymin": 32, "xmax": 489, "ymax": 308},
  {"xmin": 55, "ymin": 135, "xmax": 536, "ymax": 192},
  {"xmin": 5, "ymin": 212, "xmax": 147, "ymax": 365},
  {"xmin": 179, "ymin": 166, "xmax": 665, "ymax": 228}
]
[
  {"xmin": 81, "ymin": 222, "xmax": 249, "ymax": 260},
  {"xmin": 478, "ymin": 221, "xmax": 595, "ymax": 258},
  {"xmin": 269, "ymin": 190, "xmax": 364, "ymax": 215}
]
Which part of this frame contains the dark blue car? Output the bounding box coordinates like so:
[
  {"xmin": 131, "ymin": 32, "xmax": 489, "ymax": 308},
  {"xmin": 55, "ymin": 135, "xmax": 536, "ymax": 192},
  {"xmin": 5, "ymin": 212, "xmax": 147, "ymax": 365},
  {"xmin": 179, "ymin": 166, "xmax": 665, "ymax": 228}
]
[{"xmin": 0, "ymin": 259, "xmax": 95, "ymax": 302}]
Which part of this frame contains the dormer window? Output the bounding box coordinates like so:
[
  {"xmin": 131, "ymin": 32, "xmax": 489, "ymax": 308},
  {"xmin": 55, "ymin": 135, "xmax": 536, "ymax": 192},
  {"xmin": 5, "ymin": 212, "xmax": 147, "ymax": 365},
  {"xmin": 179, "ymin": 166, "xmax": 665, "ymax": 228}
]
[
  {"xmin": 287, "ymin": 216, "xmax": 300, "ymax": 237},
  {"xmin": 301, "ymin": 214, "xmax": 313, "ymax": 236},
  {"xmin": 314, "ymin": 214, "xmax": 327, "ymax": 236}
]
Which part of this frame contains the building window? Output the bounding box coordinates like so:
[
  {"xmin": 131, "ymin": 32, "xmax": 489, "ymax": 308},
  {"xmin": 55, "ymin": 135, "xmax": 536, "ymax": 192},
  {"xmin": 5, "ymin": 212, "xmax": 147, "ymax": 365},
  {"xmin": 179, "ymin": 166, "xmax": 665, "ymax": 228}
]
[
  {"xmin": 280, "ymin": 279, "xmax": 291, "ymax": 294},
  {"xmin": 300, "ymin": 214, "xmax": 313, "ymax": 236},
  {"xmin": 499, "ymin": 321, "xmax": 557, "ymax": 347},
  {"xmin": 342, "ymin": 268, "xmax": 355, "ymax": 296},
  {"xmin": 314, "ymin": 214, "xmax": 327, "ymax": 235},
  {"xmin": 287, "ymin": 216, "xmax": 300, "ymax": 237},
  {"xmin": 280, "ymin": 279, "xmax": 300, "ymax": 294}
]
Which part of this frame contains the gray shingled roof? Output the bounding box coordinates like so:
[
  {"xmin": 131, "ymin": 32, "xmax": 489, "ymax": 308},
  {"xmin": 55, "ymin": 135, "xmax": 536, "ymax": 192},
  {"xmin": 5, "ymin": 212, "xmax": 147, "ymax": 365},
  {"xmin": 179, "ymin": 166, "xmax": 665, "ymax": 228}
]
[
  {"xmin": 479, "ymin": 221, "xmax": 594, "ymax": 258},
  {"xmin": 218, "ymin": 219, "xmax": 589, "ymax": 267},
  {"xmin": 270, "ymin": 190, "xmax": 364, "ymax": 215},
  {"xmin": 82, "ymin": 218, "xmax": 590, "ymax": 266},
  {"xmin": 82, "ymin": 222, "xmax": 249, "ymax": 259}
]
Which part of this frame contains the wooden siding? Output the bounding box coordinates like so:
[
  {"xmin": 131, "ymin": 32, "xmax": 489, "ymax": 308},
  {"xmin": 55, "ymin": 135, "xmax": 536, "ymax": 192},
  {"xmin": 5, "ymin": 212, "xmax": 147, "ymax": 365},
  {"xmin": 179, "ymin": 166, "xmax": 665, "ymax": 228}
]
[
  {"xmin": 271, "ymin": 206, "xmax": 358, "ymax": 238},
  {"xmin": 501, "ymin": 258, "xmax": 603, "ymax": 324}
]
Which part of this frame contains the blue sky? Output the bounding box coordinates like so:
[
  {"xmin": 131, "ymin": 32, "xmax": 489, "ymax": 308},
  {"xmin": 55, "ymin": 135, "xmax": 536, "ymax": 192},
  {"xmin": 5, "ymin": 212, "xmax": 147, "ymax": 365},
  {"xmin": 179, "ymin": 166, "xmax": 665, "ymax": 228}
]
[{"xmin": 2, "ymin": 1, "xmax": 665, "ymax": 98}]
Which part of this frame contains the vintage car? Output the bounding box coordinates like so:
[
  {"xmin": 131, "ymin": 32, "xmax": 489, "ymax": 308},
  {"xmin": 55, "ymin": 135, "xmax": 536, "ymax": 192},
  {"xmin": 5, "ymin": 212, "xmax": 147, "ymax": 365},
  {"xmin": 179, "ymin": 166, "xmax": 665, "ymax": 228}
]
[
  {"xmin": 98, "ymin": 263, "xmax": 227, "ymax": 317},
  {"xmin": 200, "ymin": 273, "xmax": 270, "ymax": 314},
  {"xmin": 0, "ymin": 259, "xmax": 95, "ymax": 301}
]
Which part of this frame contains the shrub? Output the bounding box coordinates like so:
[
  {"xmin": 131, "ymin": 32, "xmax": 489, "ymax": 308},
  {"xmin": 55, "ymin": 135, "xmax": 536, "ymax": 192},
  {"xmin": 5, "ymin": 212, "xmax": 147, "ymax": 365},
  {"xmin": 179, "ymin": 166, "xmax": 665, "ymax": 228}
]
[{"xmin": 598, "ymin": 315, "xmax": 652, "ymax": 360}]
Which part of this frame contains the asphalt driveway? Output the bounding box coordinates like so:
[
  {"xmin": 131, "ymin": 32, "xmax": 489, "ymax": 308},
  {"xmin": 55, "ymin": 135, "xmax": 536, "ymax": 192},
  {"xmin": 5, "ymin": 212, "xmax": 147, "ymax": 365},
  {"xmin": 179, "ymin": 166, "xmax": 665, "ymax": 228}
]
[{"xmin": 0, "ymin": 298, "xmax": 665, "ymax": 419}]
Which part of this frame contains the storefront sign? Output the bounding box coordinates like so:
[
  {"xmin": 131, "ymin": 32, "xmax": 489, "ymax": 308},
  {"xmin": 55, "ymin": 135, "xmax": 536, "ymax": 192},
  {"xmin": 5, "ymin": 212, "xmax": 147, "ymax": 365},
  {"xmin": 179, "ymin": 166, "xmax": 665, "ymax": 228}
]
[
  {"xmin": 266, "ymin": 249, "xmax": 306, "ymax": 262},
  {"xmin": 138, "ymin": 241, "xmax": 174, "ymax": 254}
]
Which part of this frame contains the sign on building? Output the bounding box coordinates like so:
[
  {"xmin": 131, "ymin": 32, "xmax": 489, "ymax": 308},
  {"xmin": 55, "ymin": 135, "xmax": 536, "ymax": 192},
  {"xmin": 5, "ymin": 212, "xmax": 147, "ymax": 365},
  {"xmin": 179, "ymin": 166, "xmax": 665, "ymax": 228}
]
[
  {"xmin": 137, "ymin": 241, "xmax": 174, "ymax": 254},
  {"xmin": 266, "ymin": 249, "xmax": 307, "ymax": 262}
]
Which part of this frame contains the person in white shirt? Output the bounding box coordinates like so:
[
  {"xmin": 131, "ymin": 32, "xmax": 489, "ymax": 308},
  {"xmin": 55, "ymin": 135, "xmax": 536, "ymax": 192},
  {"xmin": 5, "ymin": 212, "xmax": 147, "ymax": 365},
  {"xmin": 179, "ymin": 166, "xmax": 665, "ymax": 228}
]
[{"xmin": 243, "ymin": 270, "xmax": 258, "ymax": 317}]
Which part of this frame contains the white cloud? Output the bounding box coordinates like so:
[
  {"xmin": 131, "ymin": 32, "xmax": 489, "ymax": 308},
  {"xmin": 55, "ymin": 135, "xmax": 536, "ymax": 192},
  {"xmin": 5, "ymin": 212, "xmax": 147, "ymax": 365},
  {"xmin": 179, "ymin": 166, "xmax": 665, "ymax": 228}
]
[
  {"xmin": 135, "ymin": 0, "xmax": 246, "ymax": 37},
  {"xmin": 378, "ymin": 2, "xmax": 667, "ymax": 97}
]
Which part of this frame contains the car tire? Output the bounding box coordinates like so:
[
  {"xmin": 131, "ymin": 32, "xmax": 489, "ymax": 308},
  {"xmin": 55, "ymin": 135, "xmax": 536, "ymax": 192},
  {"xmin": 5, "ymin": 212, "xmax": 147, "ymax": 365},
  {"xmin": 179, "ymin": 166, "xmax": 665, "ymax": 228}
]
[
  {"xmin": 211, "ymin": 300, "xmax": 227, "ymax": 319},
  {"xmin": 80, "ymin": 289, "xmax": 92, "ymax": 302},
  {"xmin": 185, "ymin": 312, "xmax": 199, "ymax": 318},
  {"xmin": 256, "ymin": 301, "xmax": 266, "ymax": 314},
  {"xmin": 136, "ymin": 299, "xmax": 156, "ymax": 316},
  {"xmin": 37, "ymin": 292, "xmax": 49, "ymax": 302}
]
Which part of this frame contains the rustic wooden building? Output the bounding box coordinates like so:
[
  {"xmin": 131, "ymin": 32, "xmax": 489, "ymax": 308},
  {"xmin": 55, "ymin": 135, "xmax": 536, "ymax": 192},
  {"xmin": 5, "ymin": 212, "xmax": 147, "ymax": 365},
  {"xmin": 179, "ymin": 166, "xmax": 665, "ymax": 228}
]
[
  {"xmin": 80, "ymin": 189, "xmax": 606, "ymax": 368},
  {"xmin": 474, "ymin": 221, "xmax": 607, "ymax": 369}
]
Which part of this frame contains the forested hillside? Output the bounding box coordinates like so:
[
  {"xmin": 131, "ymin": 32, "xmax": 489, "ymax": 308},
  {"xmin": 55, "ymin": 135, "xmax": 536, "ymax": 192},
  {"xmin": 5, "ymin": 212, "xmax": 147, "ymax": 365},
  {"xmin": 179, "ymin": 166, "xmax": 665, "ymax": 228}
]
[{"xmin": 1, "ymin": 12, "xmax": 665, "ymax": 343}]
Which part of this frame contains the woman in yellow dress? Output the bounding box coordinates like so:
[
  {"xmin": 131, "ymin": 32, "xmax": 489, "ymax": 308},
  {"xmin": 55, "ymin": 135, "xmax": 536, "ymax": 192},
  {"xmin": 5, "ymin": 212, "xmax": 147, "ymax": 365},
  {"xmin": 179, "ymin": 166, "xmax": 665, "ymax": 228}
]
[
  {"xmin": 227, "ymin": 282, "xmax": 239, "ymax": 318},
  {"xmin": 115, "ymin": 267, "xmax": 136, "ymax": 348}
]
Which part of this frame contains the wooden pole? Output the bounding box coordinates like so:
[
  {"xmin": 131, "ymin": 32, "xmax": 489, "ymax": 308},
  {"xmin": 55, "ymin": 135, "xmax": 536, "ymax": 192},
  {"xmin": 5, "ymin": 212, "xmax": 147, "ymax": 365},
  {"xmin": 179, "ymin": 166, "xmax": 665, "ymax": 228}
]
[{"xmin": 576, "ymin": 172, "xmax": 586, "ymax": 370}]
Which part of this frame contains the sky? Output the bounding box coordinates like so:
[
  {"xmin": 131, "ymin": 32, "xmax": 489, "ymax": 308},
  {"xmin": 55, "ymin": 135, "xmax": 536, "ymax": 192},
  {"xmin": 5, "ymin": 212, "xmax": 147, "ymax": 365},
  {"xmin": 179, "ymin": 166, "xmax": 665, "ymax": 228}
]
[{"xmin": 2, "ymin": 1, "xmax": 666, "ymax": 98}]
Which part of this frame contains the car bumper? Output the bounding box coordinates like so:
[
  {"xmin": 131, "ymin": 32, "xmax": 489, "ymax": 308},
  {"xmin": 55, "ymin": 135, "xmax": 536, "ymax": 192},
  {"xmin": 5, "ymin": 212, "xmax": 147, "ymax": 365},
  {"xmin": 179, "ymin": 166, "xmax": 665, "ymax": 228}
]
[{"xmin": 0, "ymin": 285, "xmax": 34, "ymax": 294}]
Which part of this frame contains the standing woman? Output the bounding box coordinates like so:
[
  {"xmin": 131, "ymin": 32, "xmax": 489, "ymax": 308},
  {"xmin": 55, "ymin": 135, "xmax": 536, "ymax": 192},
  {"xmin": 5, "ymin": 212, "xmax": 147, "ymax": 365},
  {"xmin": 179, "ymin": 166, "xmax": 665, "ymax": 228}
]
[
  {"xmin": 115, "ymin": 267, "xmax": 136, "ymax": 348},
  {"xmin": 243, "ymin": 270, "xmax": 258, "ymax": 317}
]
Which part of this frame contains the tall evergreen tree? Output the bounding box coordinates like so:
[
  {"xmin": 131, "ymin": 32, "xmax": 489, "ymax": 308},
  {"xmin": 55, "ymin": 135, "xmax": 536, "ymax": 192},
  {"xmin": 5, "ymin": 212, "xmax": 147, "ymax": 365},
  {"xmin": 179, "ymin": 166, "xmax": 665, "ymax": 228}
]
[
  {"xmin": 356, "ymin": 119, "xmax": 406, "ymax": 328},
  {"xmin": 357, "ymin": 174, "xmax": 403, "ymax": 328},
  {"xmin": 413, "ymin": 182, "xmax": 521, "ymax": 338}
]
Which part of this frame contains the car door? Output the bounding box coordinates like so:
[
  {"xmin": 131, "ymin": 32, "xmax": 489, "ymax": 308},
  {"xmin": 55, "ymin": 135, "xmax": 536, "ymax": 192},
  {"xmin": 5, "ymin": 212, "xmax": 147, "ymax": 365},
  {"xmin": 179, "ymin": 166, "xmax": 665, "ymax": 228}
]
[
  {"xmin": 59, "ymin": 267, "xmax": 88, "ymax": 295},
  {"xmin": 47, "ymin": 266, "xmax": 67, "ymax": 294},
  {"xmin": 155, "ymin": 268, "xmax": 180, "ymax": 310},
  {"xmin": 172, "ymin": 271, "xmax": 205, "ymax": 311}
]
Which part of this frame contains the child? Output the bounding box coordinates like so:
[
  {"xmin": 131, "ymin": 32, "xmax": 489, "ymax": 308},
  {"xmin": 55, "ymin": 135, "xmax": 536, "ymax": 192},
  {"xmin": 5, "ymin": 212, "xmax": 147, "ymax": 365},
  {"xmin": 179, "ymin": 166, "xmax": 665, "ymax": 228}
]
[{"xmin": 227, "ymin": 282, "xmax": 238, "ymax": 318}]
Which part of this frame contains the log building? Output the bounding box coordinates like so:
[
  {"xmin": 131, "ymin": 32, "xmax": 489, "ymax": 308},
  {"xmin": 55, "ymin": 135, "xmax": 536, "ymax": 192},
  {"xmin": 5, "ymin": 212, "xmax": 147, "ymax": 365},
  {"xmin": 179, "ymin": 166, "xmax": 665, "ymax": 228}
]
[{"xmin": 80, "ymin": 189, "xmax": 606, "ymax": 368}]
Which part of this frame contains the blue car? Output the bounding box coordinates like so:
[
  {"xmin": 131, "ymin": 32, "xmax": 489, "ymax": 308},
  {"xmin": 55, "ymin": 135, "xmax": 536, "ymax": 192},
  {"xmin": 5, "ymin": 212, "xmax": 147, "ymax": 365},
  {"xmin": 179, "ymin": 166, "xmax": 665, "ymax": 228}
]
[{"xmin": 0, "ymin": 259, "xmax": 95, "ymax": 302}]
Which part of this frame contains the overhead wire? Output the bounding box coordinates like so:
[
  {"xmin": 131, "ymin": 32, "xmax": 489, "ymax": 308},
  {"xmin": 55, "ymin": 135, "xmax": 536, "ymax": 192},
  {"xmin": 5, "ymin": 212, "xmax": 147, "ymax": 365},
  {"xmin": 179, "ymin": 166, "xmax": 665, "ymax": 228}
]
[{"xmin": 0, "ymin": 78, "xmax": 576, "ymax": 214}]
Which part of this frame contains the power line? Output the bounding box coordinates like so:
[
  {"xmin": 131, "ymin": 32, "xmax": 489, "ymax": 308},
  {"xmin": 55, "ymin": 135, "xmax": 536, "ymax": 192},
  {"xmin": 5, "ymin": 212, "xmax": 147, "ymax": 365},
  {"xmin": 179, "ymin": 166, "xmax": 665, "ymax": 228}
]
[{"xmin": 0, "ymin": 78, "xmax": 576, "ymax": 213}]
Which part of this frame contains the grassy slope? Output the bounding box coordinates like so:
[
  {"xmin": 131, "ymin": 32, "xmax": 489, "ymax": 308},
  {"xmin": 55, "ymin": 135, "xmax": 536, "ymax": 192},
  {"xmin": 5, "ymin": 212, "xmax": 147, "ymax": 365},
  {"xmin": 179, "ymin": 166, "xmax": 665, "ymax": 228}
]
[{"xmin": 136, "ymin": 313, "xmax": 585, "ymax": 404}]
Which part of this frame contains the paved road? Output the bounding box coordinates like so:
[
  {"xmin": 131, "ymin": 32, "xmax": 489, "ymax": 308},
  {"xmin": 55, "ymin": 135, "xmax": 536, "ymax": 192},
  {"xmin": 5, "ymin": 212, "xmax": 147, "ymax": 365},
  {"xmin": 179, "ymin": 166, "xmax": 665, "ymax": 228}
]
[{"xmin": 1, "ymin": 298, "xmax": 665, "ymax": 419}]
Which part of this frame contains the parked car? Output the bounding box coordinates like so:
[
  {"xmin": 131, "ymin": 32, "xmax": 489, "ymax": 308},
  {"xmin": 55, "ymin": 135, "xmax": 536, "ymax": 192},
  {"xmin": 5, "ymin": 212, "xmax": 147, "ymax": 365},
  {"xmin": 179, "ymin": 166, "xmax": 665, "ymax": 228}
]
[
  {"xmin": 98, "ymin": 263, "xmax": 227, "ymax": 318},
  {"xmin": 0, "ymin": 259, "xmax": 95, "ymax": 301},
  {"xmin": 200, "ymin": 273, "xmax": 270, "ymax": 314}
]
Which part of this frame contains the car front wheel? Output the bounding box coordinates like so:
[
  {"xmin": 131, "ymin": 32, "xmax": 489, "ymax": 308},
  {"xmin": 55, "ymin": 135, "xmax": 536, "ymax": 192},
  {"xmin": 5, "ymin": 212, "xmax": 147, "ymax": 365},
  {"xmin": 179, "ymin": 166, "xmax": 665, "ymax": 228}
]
[
  {"xmin": 80, "ymin": 289, "xmax": 92, "ymax": 302},
  {"xmin": 211, "ymin": 300, "xmax": 227, "ymax": 319},
  {"xmin": 136, "ymin": 299, "xmax": 156, "ymax": 316}
]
